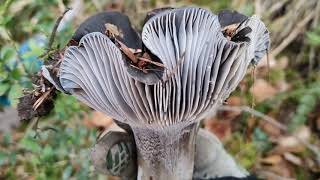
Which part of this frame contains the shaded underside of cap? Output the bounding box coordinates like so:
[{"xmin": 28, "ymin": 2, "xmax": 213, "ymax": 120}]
[{"xmin": 57, "ymin": 7, "xmax": 270, "ymax": 128}]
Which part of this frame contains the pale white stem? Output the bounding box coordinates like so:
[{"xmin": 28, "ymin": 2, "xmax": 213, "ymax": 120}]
[{"xmin": 133, "ymin": 123, "xmax": 198, "ymax": 180}]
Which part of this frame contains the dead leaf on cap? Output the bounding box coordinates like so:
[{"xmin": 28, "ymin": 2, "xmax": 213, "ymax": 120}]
[{"xmin": 105, "ymin": 23, "xmax": 123, "ymax": 38}]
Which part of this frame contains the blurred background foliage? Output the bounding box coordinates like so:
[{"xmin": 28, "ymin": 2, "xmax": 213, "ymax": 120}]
[{"xmin": 0, "ymin": 0, "xmax": 320, "ymax": 179}]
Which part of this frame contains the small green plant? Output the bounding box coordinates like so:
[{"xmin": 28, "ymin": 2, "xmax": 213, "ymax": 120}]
[
  {"xmin": 289, "ymin": 82, "xmax": 320, "ymax": 132},
  {"xmin": 306, "ymin": 25, "xmax": 320, "ymax": 47}
]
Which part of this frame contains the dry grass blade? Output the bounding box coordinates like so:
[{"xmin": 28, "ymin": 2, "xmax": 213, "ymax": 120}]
[
  {"xmin": 39, "ymin": 8, "xmax": 71, "ymax": 58},
  {"xmin": 163, "ymin": 52, "xmax": 186, "ymax": 82},
  {"xmin": 218, "ymin": 105, "xmax": 287, "ymax": 131},
  {"xmin": 32, "ymin": 89, "xmax": 53, "ymax": 110},
  {"xmin": 130, "ymin": 64, "xmax": 147, "ymax": 73},
  {"xmin": 137, "ymin": 57, "xmax": 165, "ymax": 68},
  {"xmin": 271, "ymin": 11, "xmax": 316, "ymax": 57},
  {"xmin": 115, "ymin": 39, "xmax": 138, "ymax": 63}
]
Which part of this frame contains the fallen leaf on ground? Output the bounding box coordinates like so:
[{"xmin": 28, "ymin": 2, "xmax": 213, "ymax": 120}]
[
  {"xmin": 204, "ymin": 117, "xmax": 231, "ymax": 141},
  {"xmin": 83, "ymin": 111, "xmax": 113, "ymax": 129},
  {"xmin": 278, "ymin": 126, "xmax": 311, "ymax": 148},
  {"xmin": 268, "ymin": 161, "xmax": 295, "ymax": 178},
  {"xmin": 283, "ymin": 152, "xmax": 302, "ymax": 166},
  {"xmin": 251, "ymin": 79, "xmax": 277, "ymax": 103},
  {"xmin": 256, "ymin": 54, "xmax": 276, "ymax": 68},
  {"xmin": 259, "ymin": 118, "xmax": 282, "ymax": 138},
  {"xmin": 222, "ymin": 96, "xmax": 242, "ymax": 119},
  {"xmin": 260, "ymin": 154, "xmax": 283, "ymax": 165}
]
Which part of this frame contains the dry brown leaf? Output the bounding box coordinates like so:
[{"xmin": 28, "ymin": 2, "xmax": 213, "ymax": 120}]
[
  {"xmin": 275, "ymin": 80, "xmax": 290, "ymax": 92},
  {"xmin": 220, "ymin": 96, "xmax": 242, "ymax": 119},
  {"xmin": 83, "ymin": 111, "xmax": 113, "ymax": 129},
  {"xmin": 204, "ymin": 117, "xmax": 231, "ymax": 141},
  {"xmin": 270, "ymin": 145, "xmax": 305, "ymax": 155},
  {"xmin": 278, "ymin": 126, "xmax": 311, "ymax": 148},
  {"xmin": 269, "ymin": 126, "xmax": 311, "ymax": 155},
  {"xmin": 260, "ymin": 154, "xmax": 283, "ymax": 165},
  {"xmin": 277, "ymin": 56, "xmax": 289, "ymax": 69},
  {"xmin": 247, "ymin": 117, "xmax": 257, "ymax": 130},
  {"xmin": 265, "ymin": 158, "xmax": 295, "ymax": 178},
  {"xmin": 105, "ymin": 23, "xmax": 123, "ymax": 38},
  {"xmin": 32, "ymin": 89, "xmax": 53, "ymax": 110},
  {"xmin": 251, "ymin": 79, "xmax": 277, "ymax": 103},
  {"xmin": 97, "ymin": 122, "xmax": 126, "ymax": 140},
  {"xmin": 259, "ymin": 119, "xmax": 282, "ymax": 138},
  {"xmin": 115, "ymin": 39, "xmax": 138, "ymax": 63},
  {"xmin": 137, "ymin": 57, "xmax": 165, "ymax": 68},
  {"xmin": 258, "ymin": 157, "xmax": 295, "ymax": 179},
  {"xmin": 283, "ymin": 152, "xmax": 302, "ymax": 166},
  {"xmin": 305, "ymin": 157, "xmax": 319, "ymax": 172},
  {"xmin": 268, "ymin": 160, "xmax": 295, "ymax": 178},
  {"xmin": 256, "ymin": 54, "xmax": 276, "ymax": 68},
  {"xmin": 227, "ymin": 96, "xmax": 242, "ymax": 106}
]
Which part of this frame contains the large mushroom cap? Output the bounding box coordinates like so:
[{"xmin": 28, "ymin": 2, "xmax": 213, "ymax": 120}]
[{"xmin": 48, "ymin": 7, "xmax": 269, "ymax": 129}]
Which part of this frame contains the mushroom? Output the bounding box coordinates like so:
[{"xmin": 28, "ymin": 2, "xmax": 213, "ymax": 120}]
[{"xmin": 43, "ymin": 7, "xmax": 269, "ymax": 180}]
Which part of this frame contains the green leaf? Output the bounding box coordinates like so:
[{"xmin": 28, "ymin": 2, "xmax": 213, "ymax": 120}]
[
  {"xmin": 0, "ymin": 70, "xmax": 9, "ymax": 82},
  {"xmin": 7, "ymin": 83, "xmax": 23, "ymax": 107},
  {"xmin": 0, "ymin": 83, "xmax": 10, "ymax": 96},
  {"xmin": 8, "ymin": 152, "xmax": 16, "ymax": 166},
  {"xmin": 0, "ymin": 151, "xmax": 7, "ymax": 166},
  {"xmin": 253, "ymin": 128, "xmax": 272, "ymax": 152},
  {"xmin": 62, "ymin": 165, "xmax": 73, "ymax": 180},
  {"xmin": 28, "ymin": 39, "xmax": 45, "ymax": 57},
  {"xmin": 10, "ymin": 68, "xmax": 21, "ymax": 80},
  {"xmin": 41, "ymin": 145, "xmax": 54, "ymax": 162},
  {"xmin": 22, "ymin": 59, "xmax": 41, "ymax": 74},
  {"xmin": 306, "ymin": 31, "xmax": 320, "ymax": 46},
  {"xmin": 30, "ymin": 155, "xmax": 40, "ymax": 166},
  {"xmin": 1, "ymin": 46, "xmax": 16, "ymax": 63},
  {"xmin": 19, "ymin": 137, "xmax": 42, "ymax": 153}
]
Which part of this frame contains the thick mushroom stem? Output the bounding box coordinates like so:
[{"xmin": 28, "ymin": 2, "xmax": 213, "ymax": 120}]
[{"xmin": 132, "ymin": 123, "xmax": 198, "ymax": 180}]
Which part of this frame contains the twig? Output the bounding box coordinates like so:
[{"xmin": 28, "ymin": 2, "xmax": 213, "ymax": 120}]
[
  {"xmin": 266, "ymin": 49, "xmax": 270, "ymax": 81},
  {"xmin": 217, "ymin": 105, "xmax": 287, "ymax": 131},
  {"xmin": 23, "ymin": 117, "xmax": 40, "ymax": 139},
  {"xmin": 309, "ymin": 1, "xmax": 320, "ymax": 72},
  {"xmin": 33, "ymin": 88, "xmax": 53, "ymax": 110},
  {"xmin": 254, "ymin": 0, "xmax": 262, "ymax": 17},
  {"xmin": 39, "ymin": 8, "xmax": 71, "ymax": 58},
  {"xmin": 138, "ymin": 57, "xmax": 166, "ymax": 68},
  {"xmin": 267, "ymin": 0, "xmax": 289, "ymax": 17},
  {"xmin": 115, "ymin": 39, "xmax": 139, "ymax": 64},
  {"xmin": 293, "ymin": 134, "xmax": 320, "ymax": 164},
  {"xmin": 5, "ymin": 30, "xmax": 33, "ymax": 77},
  {"xmin": 250, "ymin": 65, "xmax": 257, "ymax": 115},
  {"xmin": 271, "ymin": 11, "xmax": 316, "ymax": 57}
]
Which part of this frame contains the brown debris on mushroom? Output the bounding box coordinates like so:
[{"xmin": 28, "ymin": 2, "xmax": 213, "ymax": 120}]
[{"xmin": 17, "ymin": 50, "xmax": 63, "ymax": 121}]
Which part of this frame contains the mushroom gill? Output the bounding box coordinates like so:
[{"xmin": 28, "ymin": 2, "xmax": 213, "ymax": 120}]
[{"xmin": 44, "ymin": 7, "xmax": 270, "ymax": 179}]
